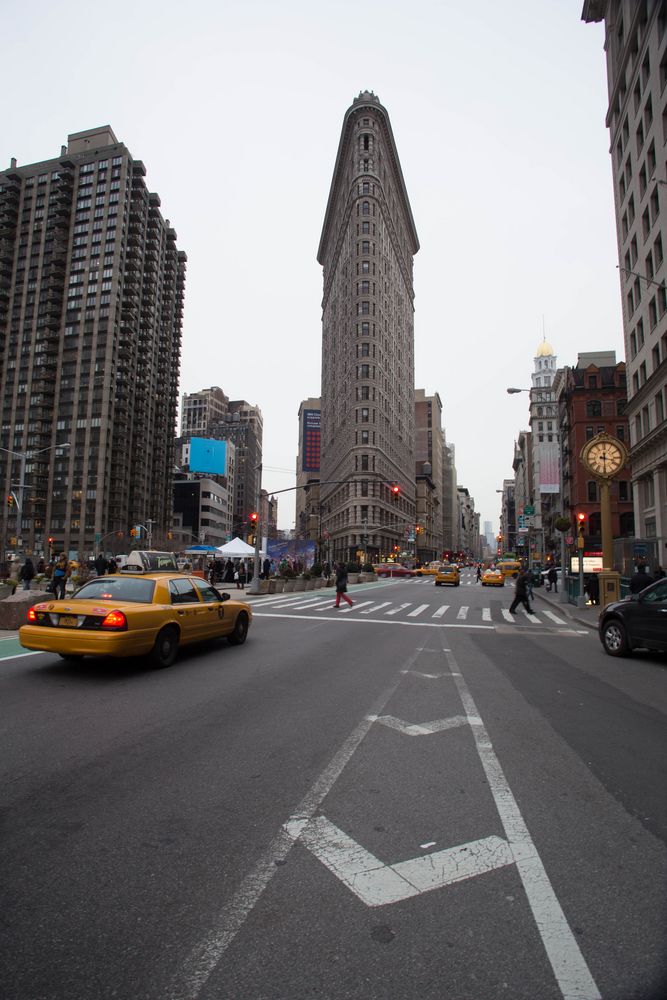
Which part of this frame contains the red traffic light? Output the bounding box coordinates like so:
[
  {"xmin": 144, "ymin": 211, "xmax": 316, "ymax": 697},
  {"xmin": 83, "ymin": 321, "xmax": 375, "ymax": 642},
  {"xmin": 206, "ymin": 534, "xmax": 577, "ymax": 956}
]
[
  {"xmin": 249, "ymin": 511, "xmax": 259, "ymax": 523},
  {"xmin": 390, "ymin": 484, "xmax": 400, "ymax": 497},
  {"xmin": 577, "ymin": 512, "xmax": 586, "ymax": 523},
  {"xmin": 6, "ymin": 494, "xmax": 14, "ymax": 508}
]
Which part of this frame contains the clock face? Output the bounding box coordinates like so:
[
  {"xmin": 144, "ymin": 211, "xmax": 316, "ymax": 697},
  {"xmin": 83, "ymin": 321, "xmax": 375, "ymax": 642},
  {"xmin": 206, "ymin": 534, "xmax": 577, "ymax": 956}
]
[{"xmin": 585, "ymin": 441, "xmax": 624, "ymax": 477}]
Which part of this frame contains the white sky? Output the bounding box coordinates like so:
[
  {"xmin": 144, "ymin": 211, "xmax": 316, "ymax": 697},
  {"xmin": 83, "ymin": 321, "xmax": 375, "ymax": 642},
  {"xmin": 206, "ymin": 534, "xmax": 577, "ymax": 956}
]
[{"xmin": 2, "ymin": 0, "xmax": 619, "ymax": 533}]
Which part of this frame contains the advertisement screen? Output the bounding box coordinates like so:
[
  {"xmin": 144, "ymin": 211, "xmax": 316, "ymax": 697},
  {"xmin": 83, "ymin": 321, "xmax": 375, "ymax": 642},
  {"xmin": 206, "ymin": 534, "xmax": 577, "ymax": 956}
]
[
  {"xmin": 302, "ymin": 409, "xmax": 321, "ymax": 473},
  {"xmin": 189, "ymin": 437, "xmax": 227, "ymax": 475}
]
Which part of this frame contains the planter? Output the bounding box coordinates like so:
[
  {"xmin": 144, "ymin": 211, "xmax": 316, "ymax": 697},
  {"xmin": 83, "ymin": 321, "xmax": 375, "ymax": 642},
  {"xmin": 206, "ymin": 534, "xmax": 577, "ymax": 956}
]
[
  {"xmin": 293, "ymin": 579, "xmax": 306, "ymax": 592},
  {"xmin": 304, "ymin": 579, "xmax": 316, "ymax": 591},
  {"xmin": 271, "ymin": 580, "xmax": 284, "ymax": 593},
  {"xmin": 315, "ymin": 578, "xmax": 324, "ymax": 589},
  {"xmin": 282, "ymin": 580, "xmax": 295, "ymax": 593},
  {"xmin": 361, "ymin": 573, "xmax": 375, "ymax": 583},
  {"xmin": 259, "ymin": 580, "xmax": 270, "ymax": 595}
]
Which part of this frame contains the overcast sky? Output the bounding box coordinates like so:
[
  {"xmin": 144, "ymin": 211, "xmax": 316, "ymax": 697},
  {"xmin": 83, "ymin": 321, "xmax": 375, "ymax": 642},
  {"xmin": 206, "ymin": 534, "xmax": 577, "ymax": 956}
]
[{"xmin": 2, "ymin": 0, "xmax": 618, "ymax": 533}]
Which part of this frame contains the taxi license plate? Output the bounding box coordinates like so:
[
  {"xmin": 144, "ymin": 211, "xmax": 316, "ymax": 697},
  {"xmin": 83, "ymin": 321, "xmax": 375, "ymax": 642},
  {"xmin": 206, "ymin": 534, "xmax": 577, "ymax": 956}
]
[{"xmin": 59, "ymin": 615, "xmax": 78, "ymax": 627}]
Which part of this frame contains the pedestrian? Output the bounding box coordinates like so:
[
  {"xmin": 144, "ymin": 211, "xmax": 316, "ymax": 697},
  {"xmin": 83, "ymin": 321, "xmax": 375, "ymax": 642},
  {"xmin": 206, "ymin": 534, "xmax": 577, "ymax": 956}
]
[
  {"xmin": 107, "ymin": 557, "xmax": 118, "ymax": 574},
  {"xmin": 95, "ymin": 552, "xmax": 108, "ymax": 576},
  {"xmin": 262, "ymin": 556, "xmax": 271, "ymax": 580},
  {"xmin": 333, "ymin": 562, "xmax": 354, "ymax": 608},
  {"xmin": 18, "ymin": 557, "xmax": 35, "ymax": 591},
  {"xmin": 223, "ymin": 559, "xmax": 235, "ymax": 585},
  {"xmin": 509, "ymin": 568, "xmax": 534, "ymax": 615},
  {"xmin": 629, "ymin": 564, "xmax": 654, "ymax": 594},
  {"xmin": 52, "ymin": 554, "xmax": 70, "ymax": 599},
  {"xmin": 476, "ymin": 565, "xmax": 482, "ymax": 582},
  {"xmin": 547, "ymin": 566, "xmax": 558, "ymax": 593},
  {"xmin": 586, "ymin": 573, "xmax": 600, "ymax": 606},
  {"xmin": 36, "ymin": 557, "xmax": 45, "ymax": 574},
  {"xmin": 654, "ymin": 565, "xmax": 666, "ymax": 580},
  {"xmin": 236, "ymin": 561, "xmax": 246, "ymax": 590}
]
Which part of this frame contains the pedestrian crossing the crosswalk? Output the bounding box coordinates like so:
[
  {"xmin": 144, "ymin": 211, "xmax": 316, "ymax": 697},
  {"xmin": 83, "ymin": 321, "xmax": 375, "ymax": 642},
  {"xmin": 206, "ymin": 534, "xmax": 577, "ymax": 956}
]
[{"xmin": 251, "ymin": 592, "xmax": 572, "ymax": 628}]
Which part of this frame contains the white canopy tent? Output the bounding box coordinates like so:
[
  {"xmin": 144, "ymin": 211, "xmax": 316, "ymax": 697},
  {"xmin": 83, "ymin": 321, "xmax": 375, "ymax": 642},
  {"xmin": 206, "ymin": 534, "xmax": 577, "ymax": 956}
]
[{"xmin": 215, "ymin": 537, "xmax": 264, "ymax": 558}]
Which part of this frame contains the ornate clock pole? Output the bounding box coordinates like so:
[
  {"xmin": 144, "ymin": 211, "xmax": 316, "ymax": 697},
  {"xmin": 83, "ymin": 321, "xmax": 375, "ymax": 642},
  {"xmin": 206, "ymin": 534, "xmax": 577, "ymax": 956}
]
[{"xmin": 579, "ymin": 432, "xmax": 629, "ymax": 606}]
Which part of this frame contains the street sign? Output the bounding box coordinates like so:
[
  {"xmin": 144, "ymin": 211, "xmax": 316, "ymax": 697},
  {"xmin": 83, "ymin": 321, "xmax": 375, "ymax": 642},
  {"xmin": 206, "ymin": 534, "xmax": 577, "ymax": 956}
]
[
  {"xmin": 524, "ymin": 505, "xmax": 535, "ymax": 515},
  {"xmin": 566, "ymin": 535, "xmax": 574, "ymax": 545}
]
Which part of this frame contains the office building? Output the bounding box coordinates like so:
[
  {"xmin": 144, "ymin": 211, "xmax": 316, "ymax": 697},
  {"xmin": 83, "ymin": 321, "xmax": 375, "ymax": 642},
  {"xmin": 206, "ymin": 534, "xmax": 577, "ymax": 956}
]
[
  {"xmin": 414, "ymin": 389, "xmax": 445, "ymax": 561},
  {"xmin": 583, "ymin": 1, "xmax": 667, "ymax": 548},
  {"xmin": 318, "ymin": 91, "xmax": 419, "ymax": 564},
  {"xmin": 0, "ymin": 126, "xmax": 186, "ymax": 558}
]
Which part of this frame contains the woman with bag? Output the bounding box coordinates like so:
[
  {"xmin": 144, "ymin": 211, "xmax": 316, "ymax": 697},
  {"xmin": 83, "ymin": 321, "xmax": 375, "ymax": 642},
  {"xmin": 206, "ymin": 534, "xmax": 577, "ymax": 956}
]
[{"xmin": 333, "ymin": 562, "xmax": 354, "ymax": 609}]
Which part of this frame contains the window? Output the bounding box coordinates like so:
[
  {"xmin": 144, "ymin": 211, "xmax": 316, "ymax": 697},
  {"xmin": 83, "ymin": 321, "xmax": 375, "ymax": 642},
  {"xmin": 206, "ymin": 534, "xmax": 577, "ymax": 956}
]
[
  {"xmin": 587, "ymin": 481, "xmax": 598, "ymax": 502},
  {"xmin": 656, "ymin": 391, "xmax": 665, "ymax": 423},
  {"xmin": 619, "ymin": 481, "xmax": 629, "ymax": 502},
  {"xmin": 361, "ymin": 408, "xmax": 369, "ymax": 422},
  {"xmin": 361, "ymin": 454, "xmax": 369, "ymax": 471},
  {"xmin": 361, "ymin": 430, "xmax": 369, "ymax": 444},
  {"xmin": 616, "ymin": 425, "xmax": 625, "ymax": 441},
  {"xmin": 586, "ymin": 426, "xmax": 595, "ymax": 440},
  {"xmin": 586, "ymin": 401, "xmax": 602, "ymax": 417},
  {"xmin": 588, "ymin": 375, "xmax": 598, "ymax": 388},
  {"xmin": 362, "ymin": 201, "xmax": 370, "ymax": 215}
]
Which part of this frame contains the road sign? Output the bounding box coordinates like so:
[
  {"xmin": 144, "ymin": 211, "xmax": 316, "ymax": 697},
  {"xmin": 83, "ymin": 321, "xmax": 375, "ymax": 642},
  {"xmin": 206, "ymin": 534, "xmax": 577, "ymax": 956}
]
[
  {"xmin": 524, "ymin": 505, "xmax": 535, "ymax": 515},
  {"xmin": 566, "ymin": 535, "xmax": 574, "ymax": 545}
]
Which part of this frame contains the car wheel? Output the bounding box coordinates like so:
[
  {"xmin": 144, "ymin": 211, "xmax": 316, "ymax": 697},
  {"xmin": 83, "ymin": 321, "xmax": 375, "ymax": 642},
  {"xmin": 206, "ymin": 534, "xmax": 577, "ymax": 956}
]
[
  {"xmin": 151, "ymin": 626, "xmax": 179, "ymax": 668},
  {"xmin": 228, "ymin": 611, "xmax": 249, "ymax": 646},
  {"xmin": 601, "ymin": 618, "xmax": 630, "ymax": 657}
]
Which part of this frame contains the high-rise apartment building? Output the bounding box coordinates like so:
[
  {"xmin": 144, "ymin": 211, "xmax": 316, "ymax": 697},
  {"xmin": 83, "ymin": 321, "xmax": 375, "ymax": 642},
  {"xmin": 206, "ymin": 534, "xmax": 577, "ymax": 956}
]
[
  {"xmin": 318, "ymin": 92, "xmax": 419, "ymax": 564},
  {"xmin": 583, "ymin": 2, "xmax": 667, "ymax": 548},
  {"xmin": 0, "ymin": 126, "xmax": 186, "ymax": 558},
  {"xmin": 179, "ymin": 388, "xmax": 263, "ymax": 538},
  {"xmin": 295, "ymin": 397, "xmax": 322, "ymax": 549},
  {"xmin": 414, "ymin": 389, "xmax": 445, "ymax": 561}
]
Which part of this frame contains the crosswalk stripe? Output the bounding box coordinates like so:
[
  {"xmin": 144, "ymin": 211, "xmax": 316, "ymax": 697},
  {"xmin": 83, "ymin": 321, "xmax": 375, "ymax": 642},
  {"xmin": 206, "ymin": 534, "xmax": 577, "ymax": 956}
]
[
  {"xmin": 289, "ymin": 598, "xmax": 334, "ymax": 609},
  {"xmin": 386, "ymin": 603, "xmax": 412, "ymax": 616},
  {"xmin": 338, "ymin": 600, "xmax": 374, "ymax": 614},
  {"xmin": 543, "ymin": 610, "xmax": 567, "ymax": 625},
  {"xmin": 523, "ymin": 611, "xmax": 541, "ymax": 623},
  {"xmin": 432, "ymin": 605, "xmax": 449, "ymax": 618},
  {"xmin": 501, "ymin": 609, "xmax": 515, "ymax": 623},
  {"xmin": 361, "ymin": 602, "xmax": 392, "ymax": 614},
  {"xmin": 482, "ymin": 608, "xmax": 491, "ymax": 622},
  {"xmin": 456, "ymin": 606, "xmax": 469, "ymax": 620},
  {"xmin": 407, "ymin": 604, "xmax": 429, "ymax": 618}
]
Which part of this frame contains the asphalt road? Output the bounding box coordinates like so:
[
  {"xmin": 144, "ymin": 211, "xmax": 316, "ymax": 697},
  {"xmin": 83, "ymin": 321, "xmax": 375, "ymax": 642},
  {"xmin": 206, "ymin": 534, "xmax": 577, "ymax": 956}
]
[{"xmin": 1, "ymin": 570, "xmax": 666, "ymax": 1000}]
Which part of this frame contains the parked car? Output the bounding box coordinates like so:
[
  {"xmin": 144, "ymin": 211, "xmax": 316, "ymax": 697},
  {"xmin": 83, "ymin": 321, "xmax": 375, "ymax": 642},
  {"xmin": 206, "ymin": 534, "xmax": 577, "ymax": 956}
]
[
  {"xmin": 19, "ymin": 569, "xmax": 252, "ymax": 668},
  {"xmin": 598, "ymin": 578, "xmax": 667, "ymax": 656}
]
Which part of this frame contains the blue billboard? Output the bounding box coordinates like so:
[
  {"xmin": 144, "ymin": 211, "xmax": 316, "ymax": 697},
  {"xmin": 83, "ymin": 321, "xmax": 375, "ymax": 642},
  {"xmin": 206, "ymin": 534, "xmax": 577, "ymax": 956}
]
[{"xmin": 189, "ymin": 437, "xmax": 227, "ymax": 475}]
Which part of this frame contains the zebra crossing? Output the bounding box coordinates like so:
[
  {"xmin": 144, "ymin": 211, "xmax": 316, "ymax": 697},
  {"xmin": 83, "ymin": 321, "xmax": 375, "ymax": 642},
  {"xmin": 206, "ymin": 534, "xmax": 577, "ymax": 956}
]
[{"xmin": 250, "ymin": 592, "xmax": 570, "ymax": 627}]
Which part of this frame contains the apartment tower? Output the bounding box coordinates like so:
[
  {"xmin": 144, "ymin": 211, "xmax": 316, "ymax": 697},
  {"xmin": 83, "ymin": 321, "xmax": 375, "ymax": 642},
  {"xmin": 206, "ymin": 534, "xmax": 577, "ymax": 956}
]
[
  {"xmin": 0, "ymin": 127, "xmax": 186, "ymax": 558},
  {"xmin": 583, "ymin": 2, "xmax": 667, "ymax": 553},
  {"xmin": 318, "ymin": 92, "xmax": 419, "ymax": 564}
]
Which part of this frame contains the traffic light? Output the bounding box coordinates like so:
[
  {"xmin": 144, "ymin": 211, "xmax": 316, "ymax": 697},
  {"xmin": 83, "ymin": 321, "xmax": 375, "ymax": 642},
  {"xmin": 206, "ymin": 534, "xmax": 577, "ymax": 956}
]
[
  {"xmin": 249, "ymin": 511, "xmax": 258, "ymax": 525},
  {"xmin": 130, "ymin": 528, "xmax": 136, "ymax": 537},
  {"xmin": 577, "ymin": 512, "xmax": 586, "ymax": 531},
  {"xmin": 6, "ymin": 494, "xmax": 14, "ymax": 508},
  {"xmin": 390, "ymin": 484, "xmax": 400, "ymax": 498}
]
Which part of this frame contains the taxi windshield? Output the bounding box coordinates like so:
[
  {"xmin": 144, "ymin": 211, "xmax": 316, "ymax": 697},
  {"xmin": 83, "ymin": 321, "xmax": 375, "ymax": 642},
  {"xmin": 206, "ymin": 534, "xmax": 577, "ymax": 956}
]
[{"xmin": 73, "ymin": 578, "xmax": 156, "ymax": 603}]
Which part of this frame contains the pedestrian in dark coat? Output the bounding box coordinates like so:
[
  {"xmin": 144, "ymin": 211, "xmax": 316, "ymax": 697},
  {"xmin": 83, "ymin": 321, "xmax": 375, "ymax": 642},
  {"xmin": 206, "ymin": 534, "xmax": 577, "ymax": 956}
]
[
  {"xmin": 509, "ymin": 569, "xmax": 534, "ymax": 615},
  {"xmin": 19, "ymin": 557, "xmax": 35, "ymax": 591},
  {"xmin": 223, "ymin": 559, "xmax": 235, "ymax": 584},
  {"xmin": 95, "ymin": 553, "xmax": 108, "ymax": 576},
  {"xmin": 333, "ymin": 562, "xmax": 354, "ymax": 608},
  {"xmin": 629, "ymin": 565, "xmax": 654, "ymax": 594},
  {"xmin": 262, "ymin": 557, "xmax": 271, "ymax": 579},
  {"xmin": 586, "ymin": 573, "xmax": 600, "ymax": 606},
  {"xmin": 547, "ymin": 566, "xmax": 558, "ymax": 593}
]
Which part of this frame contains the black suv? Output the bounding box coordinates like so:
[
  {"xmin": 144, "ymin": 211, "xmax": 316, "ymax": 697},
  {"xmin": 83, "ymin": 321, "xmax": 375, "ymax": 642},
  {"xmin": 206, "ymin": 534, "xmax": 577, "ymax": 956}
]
[{"xmin": 599, "ymin": 578, "xmax": 667, "ymax": 656}]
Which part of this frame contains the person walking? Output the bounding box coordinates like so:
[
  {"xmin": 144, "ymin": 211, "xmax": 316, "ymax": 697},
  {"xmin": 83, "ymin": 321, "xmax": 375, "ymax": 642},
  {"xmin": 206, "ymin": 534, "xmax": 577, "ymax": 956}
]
[
  {"xmin": 236, "ymin": 562, "xmax": 246, "ymax": 590},
  {"xmin": 19, "ymin": 557, "xmax": 35, "ymax": 591},
  {"xmin": 509, "ymin": 567, "xmax": 534, "ymax": 616},
  {"xmin": 223, "ymin": 559, "xmax": 235, "ymax": 585},
  {"xmin": 107, "ymin": 557, "xmax": 118, "ymax": 574},
  {"xmin": 52, "ymin": 554, "xmax": 70, "ymax": 599},
  {"xmin": 585, "ymin": 573, "xmax": 600, "ymax": 606},
  {"xmin": 95, "ymin": 552, "xmax": 108, "ymax": 576},
  {"xmin": 476, "ymin": 565, "xmax": 482, "ymax": 583},
  {"xmin": 262, "ymin": 557, "xmax": 271, "ymax": 580},
  {"xmin": 547, "ymin": 566, "xmax": 558, "ymax": 593},
  {"xmin": 333, "ymin": 562, "xmax": 354, "ymax": 608}
]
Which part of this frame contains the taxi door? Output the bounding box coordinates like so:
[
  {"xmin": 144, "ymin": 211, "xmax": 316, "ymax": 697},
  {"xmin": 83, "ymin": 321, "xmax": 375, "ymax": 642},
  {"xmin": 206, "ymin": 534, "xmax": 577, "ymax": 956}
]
[
  {"xmin": 191, "ymin": 577, "xmax": 230, "ymax": 639},
  {"xmin": 168, "ymin": 578, "xmax": 211, "ymax": 643}
]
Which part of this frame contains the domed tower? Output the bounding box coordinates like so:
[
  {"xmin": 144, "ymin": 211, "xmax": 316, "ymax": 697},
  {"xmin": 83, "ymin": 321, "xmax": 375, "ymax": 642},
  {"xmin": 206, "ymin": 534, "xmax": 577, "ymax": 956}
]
[{"xmin": 526, "ymin": 338, "xmax": 560, "ymax": 563}]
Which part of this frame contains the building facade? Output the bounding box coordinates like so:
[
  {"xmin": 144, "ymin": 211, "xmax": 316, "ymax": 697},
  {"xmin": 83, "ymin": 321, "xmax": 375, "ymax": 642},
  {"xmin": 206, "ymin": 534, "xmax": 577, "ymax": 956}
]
[
  {"xmin": 0, "ymin": 126, "xmax": 186, "ymax": 560},
  {"xmin": 583, "ymin": 1, "xmax": 667, "ymax": 552},
  {"xmin": 318, "ymin": 91, "xmax": 419, "ymax": 564},
  {"xmin": 414, "ymin": 389, "xmax": 444, "ymax": 561},
  {"xmin": 528, "ymin": 339, "xmax": 560, "ymax": 562},
  {"xmin": 295, "ymin": 397, "xmax": 321, "ymax": 548}
]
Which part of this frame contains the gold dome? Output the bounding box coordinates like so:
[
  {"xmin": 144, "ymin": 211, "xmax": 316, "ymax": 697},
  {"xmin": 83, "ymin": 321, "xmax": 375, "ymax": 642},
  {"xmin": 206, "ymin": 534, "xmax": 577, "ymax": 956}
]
[{"xmin": 536, "ymin": 339, "xmax": 555, "ymax": 358}]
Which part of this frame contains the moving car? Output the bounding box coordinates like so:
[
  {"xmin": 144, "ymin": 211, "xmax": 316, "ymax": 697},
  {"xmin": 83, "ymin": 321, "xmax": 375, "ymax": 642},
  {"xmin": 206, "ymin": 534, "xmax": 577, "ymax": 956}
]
[
  {"xmin": 414, "ymin": 561, "xmax": 444, "ymax": 576},
  {"xmin": 19, "ymin": 564, "xmax": 252, "ymax": 668},
  {"xmin": 598, "ymin": 578, "xmax": 667, "ymax": 657},
  {"xmin": 496, "ymin": 559, "xmax": 521, "ymax": 580},
  {"xmin": 373, "ymin": 563, "xmax": 416, "ymax": 578},
  {"xmin": 435, "ymin": 564, "xmax": 460, "ymax": 586},
  {"xmin": 481, "ymin": 568, "xmax": 505, "ymax": 587}
]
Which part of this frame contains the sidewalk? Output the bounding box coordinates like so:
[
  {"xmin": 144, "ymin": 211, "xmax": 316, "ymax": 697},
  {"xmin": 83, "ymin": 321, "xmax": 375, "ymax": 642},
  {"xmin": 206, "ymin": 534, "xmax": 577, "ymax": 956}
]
[{"xmin": 532, "ymin": 583, "xmax": 600, "ymax": 631}]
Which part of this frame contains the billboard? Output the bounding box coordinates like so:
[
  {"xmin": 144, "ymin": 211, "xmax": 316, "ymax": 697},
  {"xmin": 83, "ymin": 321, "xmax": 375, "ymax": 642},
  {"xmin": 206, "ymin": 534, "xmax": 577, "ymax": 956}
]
[
  {"xmin": 302, "ymin": 409, "xmax": 321, "ymax": 473},
  {"xmin": 189, "ymin": 437, "xmax": 227, "ymax": 475},
  {"xmin": 538, "ymin": 441, "xmax": 559, "ymax": 493}
]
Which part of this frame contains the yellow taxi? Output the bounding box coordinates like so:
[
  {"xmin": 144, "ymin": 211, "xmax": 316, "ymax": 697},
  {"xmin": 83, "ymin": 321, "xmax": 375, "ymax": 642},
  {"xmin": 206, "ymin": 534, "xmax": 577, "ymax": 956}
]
[
  {"xmin": 481, "ymin": 568, "xmax": 505, "ymax": 587},
  {"xmin": 414, "ymin": 560, "xmax": 444, "ymax": 576},
  {"xmin": 434, "ymin": 564, "xmax": 460, "ymax": 586},
  {"xmin": 496, "ymin": 559, "xmax": 521, "ymax": 580},
  {"xmin": 19, "ymin": 553, "xmax": 252, "ymax": 668}
]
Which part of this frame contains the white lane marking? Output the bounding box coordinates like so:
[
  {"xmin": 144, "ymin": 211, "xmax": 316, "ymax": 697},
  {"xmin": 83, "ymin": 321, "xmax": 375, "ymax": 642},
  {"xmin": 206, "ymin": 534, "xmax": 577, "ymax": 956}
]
[
  {"xmin": 443, "ymin": 648, "xmax": 602, "ymax": 1000},
  {"xmin": 456, "ymin": 606, "xmax": 468, "ymax": 620},
  {"xmin": 338, "ymin": 600, "xmax": 374, "ymax": 614},
  {"xmin": 298, "ymin": 817, "xmax": 514, "ymax": 907},
  {"xmin": 543, "ymin": 610, "xmax": 567, "ymax": 625},
  {"xmin": 523, "ymin": 611, "xmax": 541, "ymax": 624},
  {"xmin": 361, "ymin": 602, "xmax": 392, "ymax": 614},
  {"xmin": 501, "ymin": 609, "xmax": 515, "ymax": 623},
  {"xmin": 407, "ymin": 604, "xmax": 429, "ymax": 618},
  {"xmin": 432, "ymin": 605, "xmax": 449, "ymax": 618},
  {"xmin": 376, "ymin": 714, "xmax": 470, "ymax": 736},
  {"xmin": 0, "ymin": 651, "xmax": 42, "ymax": 662},
  {"xmin": 386, "ymin": 603, "xmax": 411, "ymax": 615},
  {"xmin": 171, "ymin": 646, "xmax": 427, "ymax": 1000},
  {"xmin": 482, "ymin": 608, "xmax": 492, "ymax": 622},
  {"xmin": 288, "ymin": 598, "xmax": 335, "ymax": 609},
  {"xmin": 251, "ymin": 612, "xmax": 494, "ymax": 630}
]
